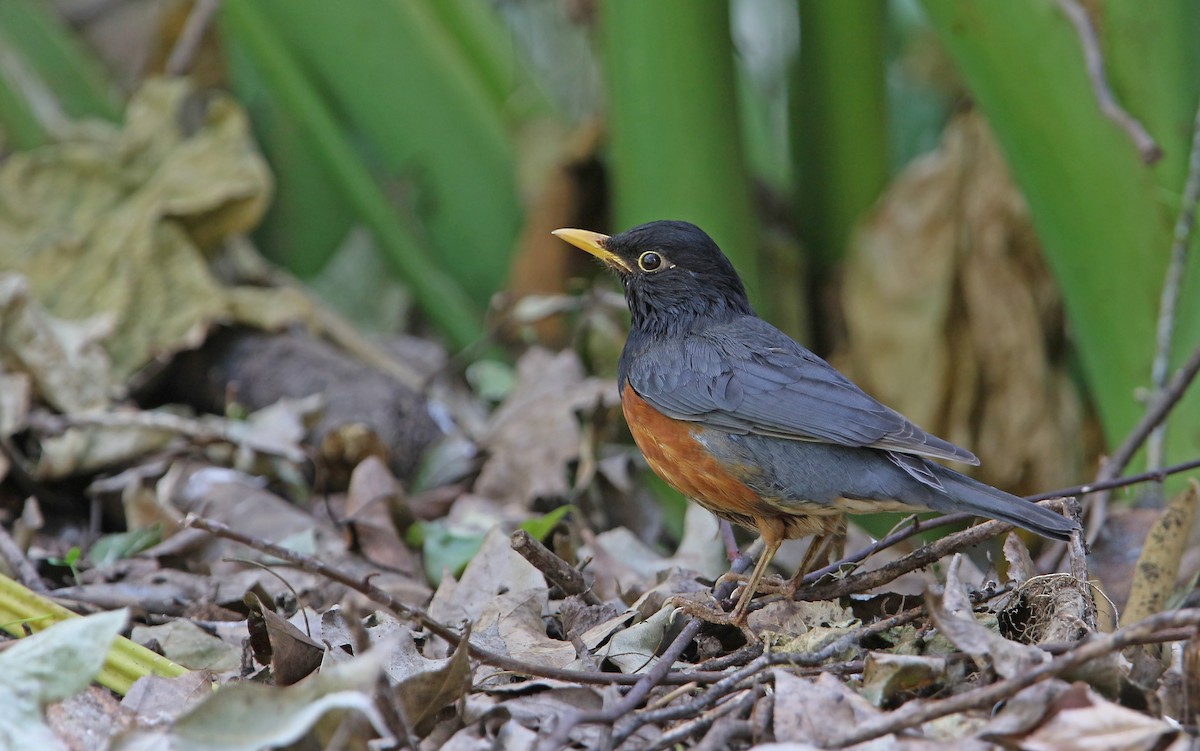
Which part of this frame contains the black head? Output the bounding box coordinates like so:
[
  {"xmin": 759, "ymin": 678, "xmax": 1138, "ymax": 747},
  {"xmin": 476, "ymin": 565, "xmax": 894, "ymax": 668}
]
[{"xmin": 554, "ymin": 220, "xmax": 753, "ymax": 335}]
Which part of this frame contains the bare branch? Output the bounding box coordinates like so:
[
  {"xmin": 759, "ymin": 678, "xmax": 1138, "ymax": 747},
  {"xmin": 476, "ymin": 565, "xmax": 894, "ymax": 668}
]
[
  {"xmin": 831, "ymin": 608, "xmax": 1200, "ymax": 747},
  {"xmin": 1086, "ymin": 343, "xmax": 1200, "ymax": 540},
  {"xmin": 165, "ymin": 0, "xmax": 221, "ymax": 77},
  {"xmin": 511, "ymin": 529, "xmax": 601, "ymax": 605},
  {"xmin": 1056, "ymin": 0, "xmax": 1162, "ymax": 163},
  {"xmin": 1147, "ymin": 101, "xmax": 1200, "ymax": 470},
  {"xmin": 793, "ymin": 501, "xmax": 1067, "ymax": 604}
]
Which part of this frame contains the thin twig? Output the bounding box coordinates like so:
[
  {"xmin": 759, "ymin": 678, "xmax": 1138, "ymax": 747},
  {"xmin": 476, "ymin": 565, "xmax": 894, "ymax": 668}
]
[
  {"xmin": 645, "ymin": 687, "xmax": 760, "ymax": 751},
  {"xmin": 1056, "ymin": 0, "xmax": 1162, "ymax": 164},
  {"xmin": 609, "ymin": 605, "xmax": 927, "ymax": 747},
  {"xmin": 801, "ymin": 513, "xmax": 972, "ymax": 585},
  {"xmin": 1086, "ymin": 342, "xmax": 1200, "ymax": 541},
  {"xmin": 185, "ymin": 514, "xmax": 689, "ymax": 687},
  {"xmin": 830, "ymin": 608, "xmax": 1200, "ymax": 747},
  {"xmin": 539, "ymin": 552, "xmax": 759, "ymax": 751},
  {"xmin": 1148, "ymin": 101, "xmax": 1200, "ymax": 471},
  {"xmin": 793, "ymin": 501, "xmax": 1066, "ymax": 604},
  {"xmin": 1029, "ymin": 454, "xmax": 1200, "ymax": 504},
  {"xmin": 511, "ymin": 530, "xmax": 601, "ymax": 605},
  {"xmin": 165, "ymin": 0, "xmax": 221, "ymax": 77},
  {"xmin": 0, "ymin": 523, "xmax": 46, "ymax": 593},
  {"xmin": 692, "ymin": 716, "xmax": 753, "ymax": 751}
]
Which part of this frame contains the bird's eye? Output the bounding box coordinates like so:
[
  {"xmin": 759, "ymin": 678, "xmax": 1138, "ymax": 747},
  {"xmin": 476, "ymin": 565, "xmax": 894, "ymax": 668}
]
[{"xmin": 638, "ymin": 251, "xmax": 665, "ymax": 272}]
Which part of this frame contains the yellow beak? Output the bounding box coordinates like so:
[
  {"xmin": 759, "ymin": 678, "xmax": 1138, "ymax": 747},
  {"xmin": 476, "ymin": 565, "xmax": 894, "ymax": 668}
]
[{"xmin": 552, "ymin": 228, "xmax": 632, "ymax": 273}]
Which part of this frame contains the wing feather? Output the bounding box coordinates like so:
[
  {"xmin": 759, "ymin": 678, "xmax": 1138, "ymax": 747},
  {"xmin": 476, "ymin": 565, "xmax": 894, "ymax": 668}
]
[{"xmin": 625, "ymin": 317, "xmax": 978, "ymax": 465}]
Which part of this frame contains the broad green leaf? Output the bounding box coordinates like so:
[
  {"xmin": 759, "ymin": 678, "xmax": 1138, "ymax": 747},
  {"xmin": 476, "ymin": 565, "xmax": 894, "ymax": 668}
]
[
  {"xmin": 601, "ymin": 0, "xmax": 761, "ymax": 303},
  {"xmin": 518, "ymin": 505, "xmax": 574, "ymax": 541},
  {"xmin": 920, "ymin": 0, "xmax": 1200, "ymax": 462},
  {"xmin": 0, "ymin": 609, "xmax": 127, "ymax": 751}
]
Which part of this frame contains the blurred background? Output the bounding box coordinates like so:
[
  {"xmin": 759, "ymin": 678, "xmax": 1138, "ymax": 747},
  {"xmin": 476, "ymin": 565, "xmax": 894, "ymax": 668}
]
[{"xmin": 1, "ymin": 0, "xmax": 1199, "ymax": 562}]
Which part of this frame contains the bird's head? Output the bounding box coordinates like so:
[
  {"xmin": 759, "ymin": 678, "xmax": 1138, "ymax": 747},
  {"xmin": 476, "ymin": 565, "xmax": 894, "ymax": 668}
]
[{"xmin": 554, "ymin": 220, "xmax": 752, "ymax": 334}]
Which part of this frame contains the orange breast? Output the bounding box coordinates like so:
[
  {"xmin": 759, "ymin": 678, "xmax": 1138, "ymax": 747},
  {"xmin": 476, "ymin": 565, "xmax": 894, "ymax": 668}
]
[{"xmin": 621, "ymin": 384, "xmax": 763, "ymax": 522}]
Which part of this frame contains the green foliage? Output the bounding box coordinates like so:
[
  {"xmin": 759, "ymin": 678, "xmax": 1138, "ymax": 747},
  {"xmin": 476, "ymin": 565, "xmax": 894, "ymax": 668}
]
[
  {"xmin": 920, "ymin": 0, "xmax": 1200, "ymax": 465},
  {"xmin": 519, "ymin": 505, "xmax": 574, "ymax": 542},
  {"xmin": 220, "ymin": 0, "xmax": 486, "ymax": 349},
  {"xmin": 601, "ymin": 0, "xmax": 761, "ymax": 301},
  {"xmin": 88, "ymin": 525, "xmax": 164, "ymax": 566},
  {"xmin": 46, "ymin": 547, "xmax": 82, "ymax": 584},
  {"xmin": 0, "ymin": 0, "xmax": 119, "ymax": 148},
  {"xmin": 790, "ymin": 0, "xmax": 889, "ymax": 272}
]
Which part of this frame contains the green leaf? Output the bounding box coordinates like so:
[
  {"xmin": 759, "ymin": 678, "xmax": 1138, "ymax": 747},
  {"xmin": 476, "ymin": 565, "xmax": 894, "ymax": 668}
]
[
  {"xmin": 465, "ymin": 359, "xmax": 517, "ymax": 403},
  {"xmin": 233, "ymin": 0, "xmax": 522, "ymax": 305},
  {"xmin": 0, "ymin": 609, "xmax": 127, "ymax": 750},
  {"xmin": 518, "ymin": 505, "xmax": 574, "ymax": 541},
  {"xmin": 790, "ymin": 0, "xmax": 889, "ymax": 271},
  {"xmin": 88, "ymin": 525, "xmax": 163, "ymax": 566},
  {"xmin": 601, "ymin": 0, "xmax": 762, "ymax": 304},
  {"xmin": 220, "ymin": 1, "xmax": 485, "ymax": 349},
  {"xmin": 410, "ymin": 521, "xmax": 486, "ymax": 586},
  {"xmin": 919, "ymin": 0, "xmax": 1200, "ymax": 463}
]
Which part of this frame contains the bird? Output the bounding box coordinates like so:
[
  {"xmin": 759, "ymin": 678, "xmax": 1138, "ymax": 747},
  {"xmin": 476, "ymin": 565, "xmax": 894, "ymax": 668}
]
[{"xmin": 554, "ymin": 220, "xmax": 1079, "ymax": 624}]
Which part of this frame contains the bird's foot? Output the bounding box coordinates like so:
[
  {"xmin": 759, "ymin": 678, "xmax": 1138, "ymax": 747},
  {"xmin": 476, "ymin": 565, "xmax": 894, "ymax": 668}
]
[
  {"xmin": 715, "ymin": 571, "xmax": 787, "ymax": 591},
  {"xmin": 667, "ymin": 593, "xmax": 754, "ymax": 634}
]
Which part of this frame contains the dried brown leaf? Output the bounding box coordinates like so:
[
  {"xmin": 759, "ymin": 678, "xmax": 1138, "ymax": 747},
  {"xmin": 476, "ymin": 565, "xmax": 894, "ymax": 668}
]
[
  {"xmin": 841, "ymin": 113, "xmax": 1084, "ymax": 495},
  {"xmin": 773, "ymin": 670, "xmax": 880, "ymax": 746},
  {"xmin": 1123, "ymin": 479, "xmax": 1199, "ymax": 626},
  {"xmin": 0, "ymin": 275, "xmax": 113, "ymax": 412},
  {"xmin": 392, "ymin": 624, "xmax": 473, "ymax": 735},
  {"xmin": 1003, "ymin": 532, "xmax": 1037, "ymax": 587},
  {"xmin": 0, "ymin": 78, "xmax": 274, "ymax": 381},
  {"xmin": 928, "ymin": 555, "xmax": 1046, "ymax": 679},
  {"xmin": 860, "ymin": 653, "xmax": 947, "ymax": 707},
  {"xmin": 428, "ymin": 526, "xmax": 546, "ymax": 626},
  {"xmin": 475, "ymin": 348, "xmax": 617, "ymax": 508},
  {"xmin": 1018, "ymin": 682, "xmax": 1186, "ymax": 751},
  {"xmin": 244, "ymin": 593, "xmax": 323, "ymax": 685}
]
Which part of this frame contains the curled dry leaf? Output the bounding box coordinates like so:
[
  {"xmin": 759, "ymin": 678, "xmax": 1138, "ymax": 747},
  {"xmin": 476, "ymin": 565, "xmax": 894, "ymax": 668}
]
[
  {"xmin": 474, "ymin": 347, "xmax": 618, "ymax": 508},
  {"xmin": 840, "ymin": 112, "xmax": 1084, "ymax": 495},
  {"xmin": 583, "ymin": 505, "xmax": 724, "ymax": 602},
  {"xmin": 596, "ymin": 606, "xmax": 674, "ymax": 674},
  {"xmin": 1016, "ymin": 682, "xmax": 1187, "ymax": 751},
  {"xmin": 244, "ymin": 593, "xmax": 323, "ymax": 686},
  {"xmin": 860, "ymin": 653, "xmax": 948, "ymax": 707},
  {"xmin": 1123, "ymin": 479, "xmax": 1199, "ymax": 627},
  {"xmin": 0, "ymin": 78, "xmax": 273, "ymax": 381},
  {"xmin": 389, "ymin": 624, "xmax": 473, "ymax": 735},
  {"xmin": 772, "ymin": 670, "xmax": 880, "ymax": 747},
  {"xmin": 0, "ymin": 275, "xmax": 113, "ymax": 413},
  {"xmin": 1003, "ymin": 531, "xmax": 1037, "ymax": 588},
  {"xmin": 928, "ymin": 555, "xmax": 1046, "ymax": 679},
  {"xmin": 427, "ymin": 526, "xmax": 574, "ymax": 680}
]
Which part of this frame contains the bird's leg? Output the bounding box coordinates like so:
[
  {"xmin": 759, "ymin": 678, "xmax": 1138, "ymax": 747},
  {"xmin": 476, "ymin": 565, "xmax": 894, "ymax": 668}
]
[
  {"xmin": 719, "ymin": 520, "xmax": 740, "ymax": 563},
  {"xmin": 726, "ymin": 520, "xmax": 784, "ymax": 623},
  {"xmin": 782, "ymin": 518, "xmax": 847, "ymax": 600}
]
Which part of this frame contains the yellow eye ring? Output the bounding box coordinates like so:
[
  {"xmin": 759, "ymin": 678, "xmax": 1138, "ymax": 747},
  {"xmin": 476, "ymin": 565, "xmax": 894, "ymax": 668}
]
[{"xmin": 638, "ymin": 251, "xmax": 665, "ymax": 272}]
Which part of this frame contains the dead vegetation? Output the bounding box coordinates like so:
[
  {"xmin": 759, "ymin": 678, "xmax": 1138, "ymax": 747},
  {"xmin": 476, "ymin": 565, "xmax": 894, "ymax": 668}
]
[{"xmin": 1, "ymin": 55, "xmax": 1199, "ymax": 751}]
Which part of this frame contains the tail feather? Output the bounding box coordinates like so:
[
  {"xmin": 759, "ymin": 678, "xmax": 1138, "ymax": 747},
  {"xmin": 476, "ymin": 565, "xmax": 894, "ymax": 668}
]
[{"xmin": 924, "ymin": 465, "xmax": 1079, "ymax": 541}]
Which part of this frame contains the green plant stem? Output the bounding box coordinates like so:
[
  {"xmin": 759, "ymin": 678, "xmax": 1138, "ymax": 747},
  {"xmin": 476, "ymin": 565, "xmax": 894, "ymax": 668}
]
[
  {"xmin": 221, "ymin": 1, "xmax": 483, "ymax": 349},
  {"xmin": 919, "ymin": 0, "xmax": 1200, "ymax": 462},
  {"xmin": 601, "ymin": 0, "xmax": 761, "ymax": 304},
  {"xmin": 790, "ymin": 0, "xmax": 889, "ymax": 273},
  {"xmin": 0, "ymin": 574, "xmax": 188, "ymax": 695}
]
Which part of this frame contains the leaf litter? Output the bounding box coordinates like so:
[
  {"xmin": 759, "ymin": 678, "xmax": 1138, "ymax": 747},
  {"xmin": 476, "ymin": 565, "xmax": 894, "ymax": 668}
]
[{"xmin": 0, "ymin": 80, "xmax": 1195, "ymax": 751}]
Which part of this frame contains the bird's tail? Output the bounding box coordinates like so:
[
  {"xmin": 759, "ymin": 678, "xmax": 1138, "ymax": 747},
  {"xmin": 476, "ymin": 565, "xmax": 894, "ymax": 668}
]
[{"xmin": 925, "ymin": 465, "xmax": 1079, "ymax": 541}]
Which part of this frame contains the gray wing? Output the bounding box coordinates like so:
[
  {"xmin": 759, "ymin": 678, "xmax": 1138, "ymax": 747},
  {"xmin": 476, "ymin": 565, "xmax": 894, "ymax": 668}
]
[{"xmin": 625, "ymin": 317, "xmax": 978, "ymax": 466}]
